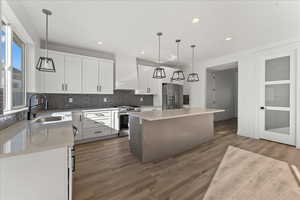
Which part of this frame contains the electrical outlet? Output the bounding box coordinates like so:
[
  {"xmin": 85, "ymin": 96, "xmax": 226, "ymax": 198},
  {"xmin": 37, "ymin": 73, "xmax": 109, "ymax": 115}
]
[
  {"xmin": 140, "ymin": 97, "xmax": 144, "ymax": 102},
  {"xmin": 68, "ymin": 97, "xmax": 73, "ymax": 103},
  {"xmin": 104, "ymin": 97, "xmax": 108, "ymax": 102}
]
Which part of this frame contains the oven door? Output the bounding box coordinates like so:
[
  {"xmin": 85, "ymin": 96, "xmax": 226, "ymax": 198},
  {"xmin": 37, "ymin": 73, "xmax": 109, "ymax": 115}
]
[{"xmin": 119, "ymin": 113, "xmax": 129, "ymax": 136}]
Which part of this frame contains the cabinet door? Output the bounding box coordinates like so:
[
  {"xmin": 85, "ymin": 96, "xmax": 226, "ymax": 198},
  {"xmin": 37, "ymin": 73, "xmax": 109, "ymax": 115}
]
[
  {"xmin": 43, "ymin": 51, "xmax": 65, "ymax": 93},
  {"xmin": 138, "ymin": 65, "xmax": 153, "ymax": 94},
  {"xmin": 65, "ymin": 55, "xmax": 82, "ymax": 93},
  {"xmin": 99, "ymin": 59, "xmax": 114, "ymax": 94},
  {"xmin": 82, "ymin": 58, "xmax": 99, "ymax": 93}
]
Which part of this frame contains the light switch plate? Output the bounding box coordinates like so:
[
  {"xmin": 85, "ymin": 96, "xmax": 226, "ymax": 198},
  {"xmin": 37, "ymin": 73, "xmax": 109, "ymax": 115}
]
[
  {"xmin": 104, "ymin": 97, "xmax": 108, "ymax": 102},
  {"xmin": 140, "ymin": 97, "xmax": 144, "ymax": 102},
  {"xmin": 68, "ymin": 97, "xmax": 73, "ymax": 103}
]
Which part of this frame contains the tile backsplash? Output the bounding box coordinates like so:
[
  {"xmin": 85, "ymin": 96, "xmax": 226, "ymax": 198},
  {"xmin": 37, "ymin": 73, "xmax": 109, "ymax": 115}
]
[
  {"xmin": 0, "ymin": 110, "xmax": 26, "ymax": 130},
  {"xmin": 36, "ymin": 90, "xmax": 153, "ymax": 110}
]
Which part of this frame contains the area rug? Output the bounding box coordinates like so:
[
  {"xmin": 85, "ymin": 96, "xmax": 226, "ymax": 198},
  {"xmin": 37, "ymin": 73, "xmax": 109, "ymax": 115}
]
[{"xmin": 203, "ymin": 146, "xmax": 300, "ymax": 200}]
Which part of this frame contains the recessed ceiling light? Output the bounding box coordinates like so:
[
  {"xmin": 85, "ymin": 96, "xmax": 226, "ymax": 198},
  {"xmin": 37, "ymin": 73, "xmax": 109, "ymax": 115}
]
[
  {"xmin": 140, "ymin": 51, "xmax": 145, "ymax": 55},
  {"xmin": 192, "ymin": 17, "xmax": 200, "ymax": 24},
  {"xmin": 225, "ymin": 37, "xmax": 232, "ymax": 41},
  {"xmin": 97, "ymin": 41, "xmax": 103, "ymax": 45}
]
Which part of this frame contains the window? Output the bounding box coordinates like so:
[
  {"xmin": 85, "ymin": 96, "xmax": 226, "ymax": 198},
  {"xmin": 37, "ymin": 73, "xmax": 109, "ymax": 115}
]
[
  {"xmin": 1, "ymin": 21, "xmax": 26, "ymax": 113},
  {"xmin": 12, "ymin": 34, "xmax": 25, "ymax": 107}
]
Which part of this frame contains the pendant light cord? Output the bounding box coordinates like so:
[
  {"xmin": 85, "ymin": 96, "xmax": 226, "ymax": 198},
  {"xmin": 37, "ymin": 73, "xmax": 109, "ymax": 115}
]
[
  {"xmin": 157, "ymin": 32, "xmax": 162, "ymax": 67},
  {"xmin": 176, "ymin": 40, "xmax": 180, "ymax": 67},
  {"xmin": 45, "ymin": 12, "xmax": 48, "ymax": 59},
  {"xmin": 158, "ymin": 34, "xmax": 160, "ymax": 65},
  {"xmin": 191, "ymin": 45, "xmax": 196, "ymax": 73},
  {"xmin": 192, "ymin": 47, "xmax": 194, "ymax": 72}
]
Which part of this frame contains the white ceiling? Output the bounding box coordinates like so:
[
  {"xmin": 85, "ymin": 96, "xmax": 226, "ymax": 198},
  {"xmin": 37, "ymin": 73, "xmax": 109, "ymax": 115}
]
[{"xmin": 11, "ymin": 1, "xmax": 300, "ymax": 65}]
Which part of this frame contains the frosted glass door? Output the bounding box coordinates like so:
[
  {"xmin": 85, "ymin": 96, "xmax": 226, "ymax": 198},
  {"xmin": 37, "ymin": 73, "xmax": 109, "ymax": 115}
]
[{"xmin": 260, "ymin": 53, "xmax": 295, "ymax": 145}]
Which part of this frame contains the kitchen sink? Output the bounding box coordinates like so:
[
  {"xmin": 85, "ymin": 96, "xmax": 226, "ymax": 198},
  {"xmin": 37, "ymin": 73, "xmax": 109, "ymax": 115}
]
[{"xmin": 35, "ymin": 116, "xmax": 63, "ymax": 123}]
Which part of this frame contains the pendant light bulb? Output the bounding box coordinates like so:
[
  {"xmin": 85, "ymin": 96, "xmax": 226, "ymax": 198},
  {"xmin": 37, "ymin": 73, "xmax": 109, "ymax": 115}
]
[{"xmin": 153, "ymin": 32, "xmax": 166, "ymax": 79}]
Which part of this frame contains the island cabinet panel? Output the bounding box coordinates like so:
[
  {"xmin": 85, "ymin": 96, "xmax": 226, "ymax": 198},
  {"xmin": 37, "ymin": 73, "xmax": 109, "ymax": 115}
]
[
  {"xmin": 1, "ymin": 147, "xmax": 70, "ymax": 200},
  {"xmin": 129, "ymin": 113, "xmax": 215, "ymax": 162},
  {"xmin": 129, "ymin": 116, "xmax": 143, "ymax": 158}
]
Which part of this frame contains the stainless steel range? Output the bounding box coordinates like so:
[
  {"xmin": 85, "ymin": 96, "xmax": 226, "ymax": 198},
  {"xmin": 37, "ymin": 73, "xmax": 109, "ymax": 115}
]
[{"xmin": 115, "ymin": 105, "xmax": 141, "ymax": 137}]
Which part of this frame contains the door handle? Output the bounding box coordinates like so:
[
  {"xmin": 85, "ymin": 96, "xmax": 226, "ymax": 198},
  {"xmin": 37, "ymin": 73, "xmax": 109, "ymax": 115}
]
[
  {"xmin": 62, "ymin": 84, "xmax": 64, "ymax": 91},
  {"xmin": 65, "ymin": 83, "xmax": 68, "ymax": 91},
  {"xmin": 260, "ymin": 107, "xmax": 265, "ymax": 110},
  {"xmin": 99, "ymin": 85, "xmax": 101, "ymax": 92},
  {"xmin": 97, "ymin": 85, "xmax": 99, "ymax": 92}
]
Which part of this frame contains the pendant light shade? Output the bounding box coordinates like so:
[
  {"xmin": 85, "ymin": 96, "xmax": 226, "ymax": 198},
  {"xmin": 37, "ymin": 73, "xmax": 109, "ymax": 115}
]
[
  {"xmin": 171, "ymin": 39, "xmax": 185, "ymax": 81},
  {"xmin": 36, "ymin": 9, "xmax": 56, "ymax": 72},
  {"xmin": 153, "ymin": 32, "xmax": 166, "ymax": 79},
  {"xmin": 187, "ymin": 45, "xmax": 199, "ymax": 82}
]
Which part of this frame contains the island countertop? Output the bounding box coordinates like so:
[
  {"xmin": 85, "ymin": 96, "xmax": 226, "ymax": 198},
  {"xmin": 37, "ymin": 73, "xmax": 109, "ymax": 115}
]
[{"xmin": 129, "ymin": 107, "xmax": 224, "ymax": 121}]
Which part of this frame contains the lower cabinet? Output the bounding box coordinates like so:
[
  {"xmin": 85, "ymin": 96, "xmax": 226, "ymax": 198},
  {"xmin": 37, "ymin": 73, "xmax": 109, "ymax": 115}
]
[
  {"xmin": 73, "ymin": 109, "xmax": 120, "ymax": 144},
  {"xmin": 0, "ymin": 147, "xmax": 73, "ymax": 200}
]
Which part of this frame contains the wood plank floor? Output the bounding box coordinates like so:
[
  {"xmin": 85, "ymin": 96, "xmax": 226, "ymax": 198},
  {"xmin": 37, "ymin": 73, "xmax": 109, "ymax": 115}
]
[{"xmin": 74, "ymin": 119, "xmax": 300, "ymax": 200}]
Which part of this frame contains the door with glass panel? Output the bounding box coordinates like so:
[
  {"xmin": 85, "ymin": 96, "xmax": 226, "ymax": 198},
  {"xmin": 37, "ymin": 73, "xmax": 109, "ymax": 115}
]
[{"xmin": 259, "ymin": 51, "xmax": 295, "ymax": 145}]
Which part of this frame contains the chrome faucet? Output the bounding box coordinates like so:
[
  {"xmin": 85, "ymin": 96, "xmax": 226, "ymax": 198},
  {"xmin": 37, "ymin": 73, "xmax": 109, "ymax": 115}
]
[{"xmin": 27, "ymin": 94, "xmax": 48, "ymax": 120}]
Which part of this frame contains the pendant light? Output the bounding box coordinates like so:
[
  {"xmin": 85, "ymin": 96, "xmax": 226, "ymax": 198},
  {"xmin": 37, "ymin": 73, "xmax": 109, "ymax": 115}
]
[
  {"xmin": 152, "ymin": 32, "xmax": 166, "ymax": 79},
  {"xmin": 171, "ymin": 39, "xmax": 185, "ymax": 81},
  {"xmin": 36, "ymin": 9, "xmax": 56, "ymax": 72},
  {"xmin": 187, "ymin": 45, "xmax": 200, "ymax": 82}
]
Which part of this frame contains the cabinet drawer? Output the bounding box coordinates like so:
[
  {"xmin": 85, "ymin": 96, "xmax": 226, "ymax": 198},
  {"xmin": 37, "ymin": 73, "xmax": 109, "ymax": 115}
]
[
  {"xmin": 82, "ymin": 127, "xmax": 112, "ymax": 139},
  {"xmin": 82, "ymin": 118, "xmax": 112, "ymax": 129},
  {"xmin": 84, "ymin": 111, "xmax": 112, "ymax": 119}
]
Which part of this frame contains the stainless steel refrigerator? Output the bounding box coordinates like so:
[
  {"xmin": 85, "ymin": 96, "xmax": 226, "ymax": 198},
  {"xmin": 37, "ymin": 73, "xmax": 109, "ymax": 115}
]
[{"xmin": 162, "ymin": 83, "xmax": 183, "ymax": 110}]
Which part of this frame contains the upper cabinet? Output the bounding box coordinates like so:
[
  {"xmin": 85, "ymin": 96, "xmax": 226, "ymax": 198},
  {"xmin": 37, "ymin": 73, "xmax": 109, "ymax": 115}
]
[
  {"xmin": 65, "ymin": 55, "xmax": 82, "ymax": 93},
  {"xmin": 42, "ymin": 51, "xmax": 65, "ymax": 93},
  {"xmin": 136, "ymin": 65, "xmax": 184, "ymax": 95},
  {"xmin": 82, "ymin": 58, "xmax": 99, "ymax": 93},
  {"xmin": 39, "ymin": 50, "xmax": 114, "ymax": 94},
  {"xmin": 82, "ymin": 58, "xmax": 114, "ymax": 94},
  {"xmin": 136, "ymin": 65, "xmax": 159, "ymax": 95},
  {"xmin": 99, "ymin": 59, "xmax": 114, "ymax": 94}
]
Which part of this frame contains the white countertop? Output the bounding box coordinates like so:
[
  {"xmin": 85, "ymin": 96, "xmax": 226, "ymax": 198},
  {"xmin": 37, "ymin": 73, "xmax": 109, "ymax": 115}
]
[
  {"xmin": 0, "ymin": 112, "xmax": 74, "ymax": 158},
  {"xmin": 129, "ymin": 107, "xmax": 224, "ymax": 121}
]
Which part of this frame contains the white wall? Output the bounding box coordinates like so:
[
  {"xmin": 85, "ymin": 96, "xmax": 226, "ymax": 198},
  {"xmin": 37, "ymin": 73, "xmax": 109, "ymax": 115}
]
[
  {"xmin": 5, "ymin": 1, "xmax": 40, "ymax": 93},
  {"xmin": 190, "ymin": 39, "xmax": 300, "ymax": 146}
]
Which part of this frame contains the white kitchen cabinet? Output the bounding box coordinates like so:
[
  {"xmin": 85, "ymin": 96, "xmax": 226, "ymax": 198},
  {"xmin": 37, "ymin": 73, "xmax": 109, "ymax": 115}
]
[
  {"xmin": 43, "ymin": 51, "xmax": 65, "ymax": 93},
  {"xmin": 99, "ymin": 59, "xmax": 114, "ymax": 94},
  {"xmin": 137, "ymin": 65, "xmax": 157, "ymax": 94},
  {"xmin": 81, "ymin": 58, "xmax": 114, "ymax": 94},
  {"xmin": 82, "ymin": 58, "xmax": 99, "ymax": 93},
  {"xmin": 65, "ymin": 55, "xmax": 82, "ymax": 93},
  {"xmin": 73, "ymin": 109, "xmax": 120, "ymax": 144},
  {"xmin": 39, "ymin": 50, "xmax": 114, "ymax": 94}
]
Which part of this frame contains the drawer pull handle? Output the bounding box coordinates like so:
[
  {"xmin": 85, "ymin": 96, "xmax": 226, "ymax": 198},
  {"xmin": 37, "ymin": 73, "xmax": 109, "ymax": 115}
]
[
  {"xmin": 95, "ymin": 113, "xmax": 105, "ymax": 117},
  {"xmin": 94, "ymin": 131, "xmax": 102, "ymax": 134}
]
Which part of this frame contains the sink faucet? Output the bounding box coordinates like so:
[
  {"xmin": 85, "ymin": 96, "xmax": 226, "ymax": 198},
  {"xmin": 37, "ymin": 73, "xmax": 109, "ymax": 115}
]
[{"xmin": 27, "ymin": 94, "xmax": 48, "ymax": 120}]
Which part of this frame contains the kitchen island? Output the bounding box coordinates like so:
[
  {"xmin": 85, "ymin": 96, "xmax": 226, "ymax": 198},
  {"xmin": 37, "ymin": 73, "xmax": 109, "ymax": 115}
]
[{"xmin": 129, "ymin": 108, "xmax": 223, "ymax": 162}]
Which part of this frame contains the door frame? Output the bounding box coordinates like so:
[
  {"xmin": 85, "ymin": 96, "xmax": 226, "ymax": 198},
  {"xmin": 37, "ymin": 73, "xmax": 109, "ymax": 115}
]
[{"xmin": 258, "ymin": 49, "xmax": 296, "ymax": 146}]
